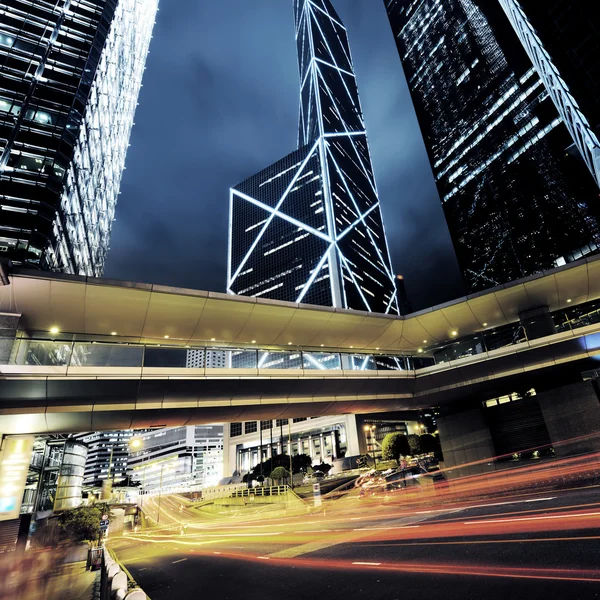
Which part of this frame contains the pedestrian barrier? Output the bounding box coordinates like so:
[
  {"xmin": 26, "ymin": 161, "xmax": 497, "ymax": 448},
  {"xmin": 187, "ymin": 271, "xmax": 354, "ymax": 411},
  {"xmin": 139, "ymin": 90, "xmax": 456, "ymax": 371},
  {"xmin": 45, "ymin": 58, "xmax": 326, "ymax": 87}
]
[{"xmin": 99, "ymin": 546, "xmax": 149, "ymax": 600}]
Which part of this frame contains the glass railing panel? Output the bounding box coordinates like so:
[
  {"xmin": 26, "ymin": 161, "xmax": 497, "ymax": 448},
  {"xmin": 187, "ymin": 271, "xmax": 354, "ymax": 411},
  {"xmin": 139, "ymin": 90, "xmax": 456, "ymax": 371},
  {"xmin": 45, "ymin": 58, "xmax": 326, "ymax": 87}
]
[
  {"xmin": 483, "ymin": 323, "xmax": 526, "ymax": 352},
  {"xmin": 257, "ymin": 350, "xmax": 302, "ymax": 369},
  {"xmin": 374, "ymin": 355, "xmax": 409, "ymax": 370},
  {"xmin": 12, "ymin": 340, "xmax": 73, "ymax": 366},
  {"xmin": 71, "ymin": 343, "xmax": 143, "ymax": 367},
  {"xmin": 143, "ymin": 347, "xmax": 191, "ymax": 368},
  {"xmin": 229, "ymin": 349, "xmax": 258, "ymax": 369},
  {"xmin": 302, "ymin": 352, "xmax": 341, "ymax": 370},
  {"xmin": 346, "ymin": 354, "xmax": 377, "ymax": 370}
]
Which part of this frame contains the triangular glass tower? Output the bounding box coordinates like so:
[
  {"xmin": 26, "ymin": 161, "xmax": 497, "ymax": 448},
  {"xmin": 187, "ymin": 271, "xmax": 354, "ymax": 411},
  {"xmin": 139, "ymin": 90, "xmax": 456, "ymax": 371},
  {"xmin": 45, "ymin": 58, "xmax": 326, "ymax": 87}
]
[{"xmin": 228, "ymin": 0, "xmax": 399, "ymax": 314}]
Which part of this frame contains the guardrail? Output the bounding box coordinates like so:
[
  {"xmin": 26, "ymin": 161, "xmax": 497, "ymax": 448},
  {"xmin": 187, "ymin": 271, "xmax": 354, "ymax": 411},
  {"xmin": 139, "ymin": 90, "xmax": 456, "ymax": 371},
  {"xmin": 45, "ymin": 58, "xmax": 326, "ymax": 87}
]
[
  {"xmin": 100, "ymin": 547, "xmax": 148, "ymax": 600},
  {"xmin": 230, "ymin": 485, "xmax": 290, "ymax": 498}
]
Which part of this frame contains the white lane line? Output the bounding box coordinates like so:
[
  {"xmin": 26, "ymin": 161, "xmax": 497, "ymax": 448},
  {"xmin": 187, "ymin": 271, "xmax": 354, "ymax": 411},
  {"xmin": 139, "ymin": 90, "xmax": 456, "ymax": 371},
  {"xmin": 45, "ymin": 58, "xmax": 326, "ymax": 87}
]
[
  {"xmin": 353, "ymin": 525, "xmax": 420, "ymax": 531},
  {"xmin": 172, "ymin": 558, "xmax": 188, "ymax": 564},
  {"xmin": 257, "ymin": 556, "xmax": 270, "ymax": 560},
  {"xmin": 464, "ymin": 511, "xmax": 600, "ymax": 525},
  {"xmin": 202, "ymin": 532, "xmax": 284, "ymax": 537},
  {"xmin": 525, "ymin": 497, "xmax": 556, "ymax": 503},
  {"xmin": 138, "ymin": 568, "xmax": 148, "ymax": 572},
  {"xmin": 460, "ymin": 497, "xmax": 556, "ymax": 511},
  {"xmin": 352, "ymin": 562, "xmax": 381, "ymax": 566}
]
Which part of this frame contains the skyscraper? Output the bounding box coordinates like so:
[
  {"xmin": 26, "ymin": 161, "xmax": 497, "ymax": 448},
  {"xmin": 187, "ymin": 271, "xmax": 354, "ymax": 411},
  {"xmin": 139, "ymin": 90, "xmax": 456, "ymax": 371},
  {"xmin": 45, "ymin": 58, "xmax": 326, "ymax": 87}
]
[
  {"xmin": 228, "ymin": 0, "xmax": 399, "ymax": 314},
  {"xmin": 385, "ymin": 0, "xmax": 600, "ymax": 293},
  {"xmin": 497, "ymin": 0, "xmax": 600, "ymax": 187},
  {"xmin": 0, "ymin": 0, "xmax": 158, "ymax": 275}
]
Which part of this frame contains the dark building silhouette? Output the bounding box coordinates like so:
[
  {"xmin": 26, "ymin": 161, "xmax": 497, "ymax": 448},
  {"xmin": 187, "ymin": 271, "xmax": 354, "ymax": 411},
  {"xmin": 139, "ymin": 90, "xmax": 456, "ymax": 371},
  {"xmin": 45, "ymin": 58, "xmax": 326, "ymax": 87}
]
[
  {"xmin": 228, "ymin": 0, "xmax": 400, "ymax": 314},
  {"xmin": 385, "ymin": 0, "xmax": 600, "ymax": 293}
]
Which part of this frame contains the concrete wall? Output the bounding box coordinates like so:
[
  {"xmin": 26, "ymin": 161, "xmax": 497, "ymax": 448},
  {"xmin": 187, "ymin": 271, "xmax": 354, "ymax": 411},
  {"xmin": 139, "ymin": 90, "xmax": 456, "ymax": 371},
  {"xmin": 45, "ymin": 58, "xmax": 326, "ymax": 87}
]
[
  {"xmin": 437, "ymin": 408, "xmax": 496, "ymax": 478},
  {"xmin": 537, "ymin": 380, "xmax": 600, "ymax": 456}
]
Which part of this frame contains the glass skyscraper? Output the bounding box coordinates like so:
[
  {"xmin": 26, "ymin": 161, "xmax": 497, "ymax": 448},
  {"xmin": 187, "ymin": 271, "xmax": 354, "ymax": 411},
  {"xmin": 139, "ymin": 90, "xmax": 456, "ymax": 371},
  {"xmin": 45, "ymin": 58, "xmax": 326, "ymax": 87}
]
[
  {"xmin": 228, "ymin": 0, "xmax": 399, "ymax": 314},
  {"xmin": 385, "ymin": 0, "xmax": 600, "ymax": 293},
  {"xmin": 0, "ymin": 0, "xmax": 158, "ymax": 275}
]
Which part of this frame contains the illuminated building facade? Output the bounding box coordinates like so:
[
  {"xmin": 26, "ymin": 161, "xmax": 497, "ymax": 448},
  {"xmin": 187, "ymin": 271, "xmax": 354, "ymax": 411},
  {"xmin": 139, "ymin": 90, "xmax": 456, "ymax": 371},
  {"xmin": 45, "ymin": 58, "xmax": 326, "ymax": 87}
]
[
  {"xmin": 128, "ymin": 425, "xmax": 224, "ymax": 493},
  {"xmin": 384, "ymin": 0, "xmax": 600, "ymax": 292},
  {"xmin": 75, "ymin": 430, "xmax": 134, "ymax": 486},
  {"xmin": 223, "ymin": 414, "xmax": 422, "ymax": 475},
  {"xmin": 228, "ymin": 0, "xmax": 399, "ymax": 314},
  {"xmin": 0, "ymin": 0, "xmax": 158, "ymax": 275}
]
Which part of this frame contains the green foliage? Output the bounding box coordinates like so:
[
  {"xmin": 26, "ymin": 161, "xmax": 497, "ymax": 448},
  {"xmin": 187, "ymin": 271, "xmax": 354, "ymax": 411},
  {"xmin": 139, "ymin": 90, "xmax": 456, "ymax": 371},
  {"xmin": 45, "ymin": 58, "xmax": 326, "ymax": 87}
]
[
  {"xmin": 419, "ymin": 434, "xmax": 441, "ymax": 455},
  {"xmin": 270, "ymin": 466, "xmax": 290, "ymax": 483},
  {"xmin": 407, "ymin": 434, "xmax": 421, "ymax": 456},
  {"xmin": 292, "ymin": 453, "xmax": 312, "ymax": 474},
  {"xmin": 247, "ymin": 453, "xmax": 312, "ymax": 482},
  {"xmin": 57, "ymin": 503, "xmax": 111, "ymax": 543},
  {"xmin": 313, "ymin": 462, "xmax": 332, "ymax": 475},
  {"xmin": 381, "ymin": 433, "xmax": 410, "ymax": 465}
]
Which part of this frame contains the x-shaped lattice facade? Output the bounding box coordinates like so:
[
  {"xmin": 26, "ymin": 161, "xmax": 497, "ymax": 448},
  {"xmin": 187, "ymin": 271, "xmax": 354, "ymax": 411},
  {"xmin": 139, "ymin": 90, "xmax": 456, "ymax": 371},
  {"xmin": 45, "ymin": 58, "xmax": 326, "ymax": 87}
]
[{"xmin": 228, "ymin": 0, "xmax": 399, "ymax": 314}]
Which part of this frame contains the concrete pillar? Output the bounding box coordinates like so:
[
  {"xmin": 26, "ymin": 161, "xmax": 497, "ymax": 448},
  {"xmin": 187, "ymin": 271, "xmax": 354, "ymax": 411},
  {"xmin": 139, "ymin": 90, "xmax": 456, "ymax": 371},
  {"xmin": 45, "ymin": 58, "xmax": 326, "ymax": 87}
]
[
  {"xmin": 437, "ymin": 408, "xmax": 496, "ymax": 478},
  {"xmin": 537, "ymin": 381, "xmax": 600, "ymax": 456},
  {"xmin": 519, "ymin": 306, "xmax": 556, "ymax": 340}
]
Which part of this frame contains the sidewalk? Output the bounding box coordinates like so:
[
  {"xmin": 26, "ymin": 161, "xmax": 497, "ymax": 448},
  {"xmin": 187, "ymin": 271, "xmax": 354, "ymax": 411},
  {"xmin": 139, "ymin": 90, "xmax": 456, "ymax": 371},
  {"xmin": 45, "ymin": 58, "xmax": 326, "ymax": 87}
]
[
  {"xmin": 47, "ymin": 561, "xmax": 99, "ymax": 600},
  {"xmin": 0, "ymin": 557, "xmax": 99, "ymax": 600}
]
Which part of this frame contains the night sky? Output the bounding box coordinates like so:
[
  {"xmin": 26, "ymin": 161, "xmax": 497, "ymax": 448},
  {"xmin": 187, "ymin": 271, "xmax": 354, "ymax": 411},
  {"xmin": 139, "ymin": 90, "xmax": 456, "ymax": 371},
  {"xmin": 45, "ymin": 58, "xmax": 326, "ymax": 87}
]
[{"xmin": 104, "ymin": 0, "xmax": 464, "ymax": 311}]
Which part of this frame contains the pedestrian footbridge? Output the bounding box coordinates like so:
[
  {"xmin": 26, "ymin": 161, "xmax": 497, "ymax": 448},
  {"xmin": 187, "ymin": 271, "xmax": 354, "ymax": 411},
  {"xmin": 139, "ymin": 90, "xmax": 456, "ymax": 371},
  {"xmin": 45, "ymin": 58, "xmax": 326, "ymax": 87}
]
[{"xmin": 0, "ymin": 259, "xmax": 599, "ymax": 434}]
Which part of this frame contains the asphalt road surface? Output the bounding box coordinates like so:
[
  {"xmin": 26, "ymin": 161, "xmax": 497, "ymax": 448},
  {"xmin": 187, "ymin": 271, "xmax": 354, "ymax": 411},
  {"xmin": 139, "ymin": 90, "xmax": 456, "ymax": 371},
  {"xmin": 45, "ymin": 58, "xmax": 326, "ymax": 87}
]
[{"xmin": 111, "ymin": 486, "xmax": 600, "ymax": 600}]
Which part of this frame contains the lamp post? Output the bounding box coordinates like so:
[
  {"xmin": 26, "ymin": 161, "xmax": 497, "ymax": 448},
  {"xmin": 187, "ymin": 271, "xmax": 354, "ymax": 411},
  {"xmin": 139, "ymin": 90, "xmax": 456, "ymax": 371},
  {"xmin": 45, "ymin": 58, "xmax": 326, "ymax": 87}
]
[
  {"xmin": 128, "ymin": 437, "xmax": 144, "ymax": 508},
  {"xmin": 363, "ymin": 425, "xmax": 378, "ymax": 470}
]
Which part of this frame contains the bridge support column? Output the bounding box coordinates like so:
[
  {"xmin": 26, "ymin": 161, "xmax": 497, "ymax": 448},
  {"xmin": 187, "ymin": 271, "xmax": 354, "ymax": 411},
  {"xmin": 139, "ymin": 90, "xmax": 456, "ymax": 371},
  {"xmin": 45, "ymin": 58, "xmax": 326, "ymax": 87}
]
[
  {"xmin": 519, "ymin": 306, "xmax": 556, "ymax": 340},
  {"xmin": 537, "ymin": 381, "xmax": 600, "ymax": 456},
  {"xmin": 437, "ymin": 408, "xmax": 496, "ymax": 478}
]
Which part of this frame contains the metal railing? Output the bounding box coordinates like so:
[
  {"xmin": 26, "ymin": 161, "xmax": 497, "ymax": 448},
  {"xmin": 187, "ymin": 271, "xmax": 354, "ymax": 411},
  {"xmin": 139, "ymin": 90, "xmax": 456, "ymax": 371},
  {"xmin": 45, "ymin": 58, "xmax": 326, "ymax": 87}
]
[{"xmin": 231, "ymin": 485, "xmax": 290, "ymax": 498}]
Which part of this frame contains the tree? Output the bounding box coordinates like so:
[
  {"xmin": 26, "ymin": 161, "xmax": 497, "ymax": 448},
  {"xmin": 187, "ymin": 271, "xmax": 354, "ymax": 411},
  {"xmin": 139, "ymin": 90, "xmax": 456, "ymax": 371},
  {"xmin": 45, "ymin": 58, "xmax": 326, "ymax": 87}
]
[
  {"xmin": 407, "ymin": 434, "xmax": 421, "ymax": 456},
  {"xmin": 58, "ymin": 503, "xmax": 111, "ymax": 544},
  {"xmin": 313, "ymin": 462, "xmax": 332, "ymax": 475},
  {"xmin": 381, "ymin": 433, "xmax": 410, "ymax": 466},
  {"xmin": 292, "ymin": 453, "xmax": 312, "ymax": 474},
  {"xmin": 270, "ymin": 466, "xmax": 290, "ymax": 484},
  {"xmin": 419, "ymin": 434, "xmax": 441, "ymax": 455}
]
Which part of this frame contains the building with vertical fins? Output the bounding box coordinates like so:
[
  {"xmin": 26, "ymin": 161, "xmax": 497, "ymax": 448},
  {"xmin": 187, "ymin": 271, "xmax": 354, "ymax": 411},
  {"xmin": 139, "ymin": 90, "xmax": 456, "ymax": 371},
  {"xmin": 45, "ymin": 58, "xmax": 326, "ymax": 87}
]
[
  {"xmin": 0, "ymin": 0, "xmax": 158, "ymax": 275},
  {"xmin": 228, "ymin": 0, "xmax": 399, "ymax": 314},
  {"xmin": 384, "ymin": 0, "xmax": 600, "ymax": 293}
]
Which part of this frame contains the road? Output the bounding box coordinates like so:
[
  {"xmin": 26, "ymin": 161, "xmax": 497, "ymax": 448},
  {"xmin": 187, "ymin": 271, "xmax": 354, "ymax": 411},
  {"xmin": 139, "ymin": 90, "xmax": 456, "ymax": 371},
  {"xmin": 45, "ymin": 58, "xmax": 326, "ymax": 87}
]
[{"xmin": 110, "ymin": 485, "xmax": 600, "ymax": 600}]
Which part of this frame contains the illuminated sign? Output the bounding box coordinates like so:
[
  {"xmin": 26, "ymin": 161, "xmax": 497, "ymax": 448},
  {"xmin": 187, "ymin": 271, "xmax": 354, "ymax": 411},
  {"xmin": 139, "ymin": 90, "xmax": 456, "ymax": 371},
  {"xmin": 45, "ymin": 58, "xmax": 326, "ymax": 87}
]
[{"xmin": 0, "ymin": 435, "xmax": 34, "ymax": 522}]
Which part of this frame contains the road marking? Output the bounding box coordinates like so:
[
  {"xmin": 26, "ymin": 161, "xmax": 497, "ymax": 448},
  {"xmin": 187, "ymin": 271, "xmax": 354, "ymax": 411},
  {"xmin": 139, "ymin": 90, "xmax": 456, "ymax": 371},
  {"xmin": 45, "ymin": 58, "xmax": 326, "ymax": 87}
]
[
  {"xmin": 138, "ymin": 568, "xmax": 148, "ymax": 572},
  {"xmin": 213, "ymin": 552, "xmax": 221, "ymax": 555},
  {"xmin": 172, "ymin": 558, "xmax": 188, "ymax": 564},
  {"xmin": 525, "ymin": 497, "xmax": 556, "ymax": 503},
  {"xmin": 460, "ymin": 497, "xmax": 556, "ymax": 511},
  {"xmin": 464, "ymin": 511, "xmax": 600, "ymax": 525},
  {"xmin": 353, "ymin": 526, "xmax": 420, "ymax": 531},
  {"xmin": 201, "ymin": 532, "xmax": 284, "ymax": 537},
  {"xmin": 257, "ymin": 556, "xmax": 270, "ymax": 560},
  {"xmin": 352, "ymin": 562, "xmax": 381, "ymax": 566},
  {"xmin": 296, "ymin": 530, "xmax": 332, "ymax": 533}
]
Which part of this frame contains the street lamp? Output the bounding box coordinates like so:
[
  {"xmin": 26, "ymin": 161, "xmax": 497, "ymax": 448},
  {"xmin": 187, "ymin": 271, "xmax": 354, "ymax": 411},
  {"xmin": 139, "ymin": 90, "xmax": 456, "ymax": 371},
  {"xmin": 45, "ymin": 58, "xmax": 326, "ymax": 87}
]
[
  {"xmin": 363, "ymin": 425, "xmax": 378, "ymax": 470},
  {"xmin": 128, "ymin": 437, "xmax": 145, "ymax": 510}
]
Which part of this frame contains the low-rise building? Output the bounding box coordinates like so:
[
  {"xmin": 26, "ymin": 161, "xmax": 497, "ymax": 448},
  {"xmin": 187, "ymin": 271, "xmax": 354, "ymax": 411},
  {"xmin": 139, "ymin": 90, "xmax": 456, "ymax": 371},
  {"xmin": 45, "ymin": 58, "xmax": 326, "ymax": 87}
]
[{"xmin": 223, "ymin": 413, "xmax": 422, "ymax": 476}]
